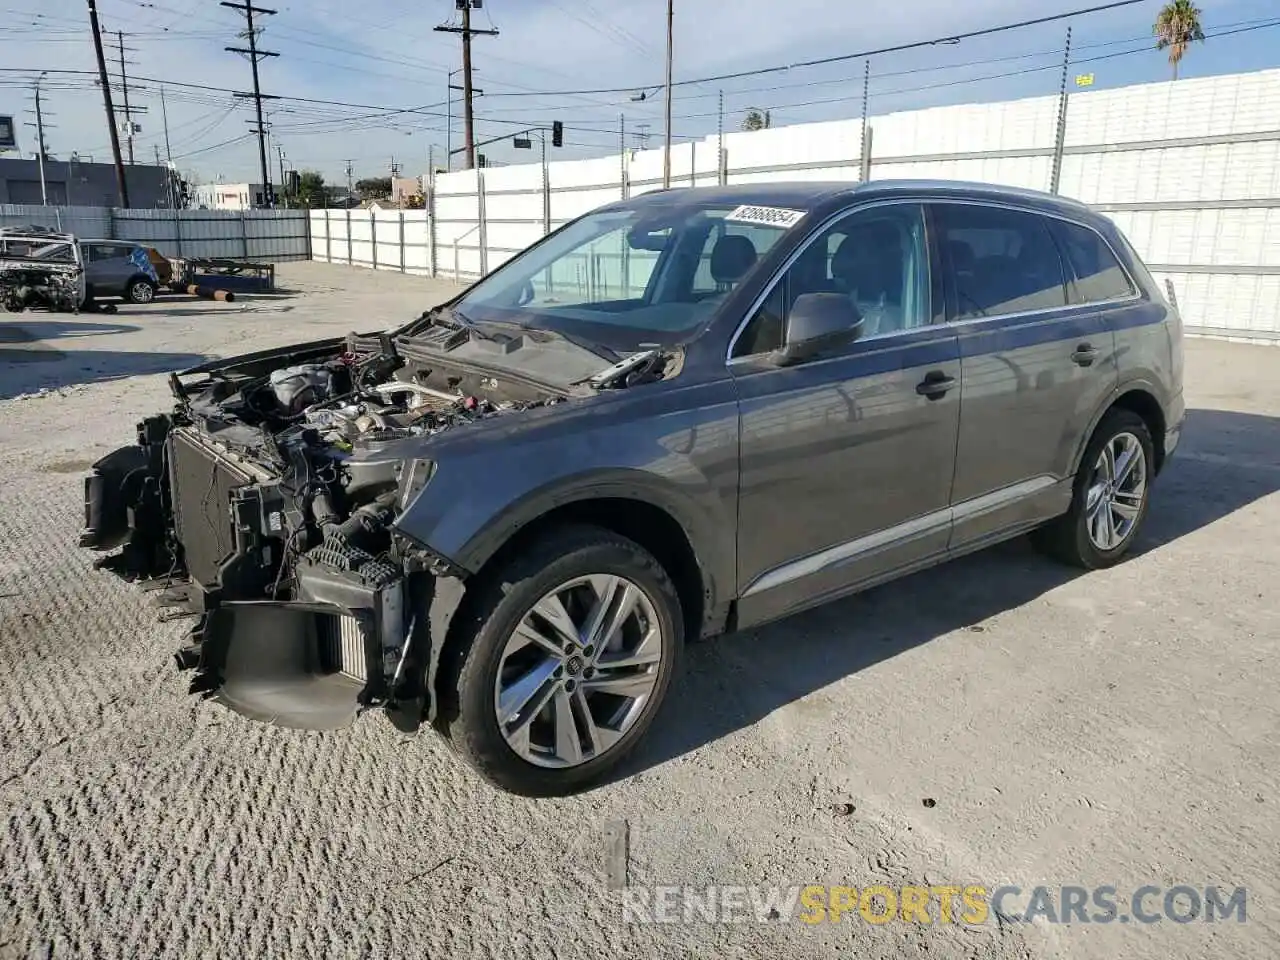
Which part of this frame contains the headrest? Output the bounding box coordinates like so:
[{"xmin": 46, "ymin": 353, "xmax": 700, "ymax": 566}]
[
  {"xmin": 710, "ymin": 234, "xmax": 758, "ymax": 284},
  {"xmin": 948, "ymin": 240, "xmax": 976, "ymax": 271}
]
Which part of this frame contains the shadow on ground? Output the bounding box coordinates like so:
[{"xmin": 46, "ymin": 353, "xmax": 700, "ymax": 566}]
[
  {"xmin": 0, "ymin": 319, "xmax": 140, "ymax": 341},
  {"xmin": 0, "ymin": 331, "xmax": 206, "ymax": 400},
  {"xmin": 624, "ymin": 407, "xmax": 1280, "ymax": 780}
]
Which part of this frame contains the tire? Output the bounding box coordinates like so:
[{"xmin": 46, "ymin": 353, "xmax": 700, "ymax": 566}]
[
  {"xmin": 126, "ymin": 278, "xmax": 157, "ymax": 304},
  {"xmin": 1032, "ymin": 408, "xmax": 1154, "ymax": 569},
  {"xmin": 436, "ymin": 524, "xmax": 683, "ymax": 796}
]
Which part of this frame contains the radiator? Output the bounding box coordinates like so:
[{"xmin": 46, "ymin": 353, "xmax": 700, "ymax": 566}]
[{"xmin": 167, "ymin": 429, "xmax": 255, "ymax": 588}]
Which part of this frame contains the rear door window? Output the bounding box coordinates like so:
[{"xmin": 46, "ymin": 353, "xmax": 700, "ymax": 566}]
[
  {"xmin": 1049, "ymin": 219, "xmax": 1136, "ymax": 305},
  {"xmin": 934, "ymin": 204, "xmax": 1068, "ymax": 321}
]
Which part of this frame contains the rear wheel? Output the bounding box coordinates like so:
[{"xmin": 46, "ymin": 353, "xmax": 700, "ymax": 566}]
[
  {"xmin": 437, "ymin": 524, "xmax": 682, "ymax": 796},
  {"xmin": 1032, "ymin": 409, "xmax": 1154, "ymax": 569},
  {"xmin": 127, "ymin": 278, "xmax": 157, "ymax": 304}
]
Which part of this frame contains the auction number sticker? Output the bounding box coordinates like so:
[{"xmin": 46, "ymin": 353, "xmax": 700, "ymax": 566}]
[{"xmin": 724, "ymin": 204, "xmax": 806, "ymax": 228}]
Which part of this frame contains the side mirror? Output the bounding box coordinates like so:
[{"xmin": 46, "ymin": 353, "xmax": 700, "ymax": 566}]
[{"xmin": 770, "ymin": 293, "xmax": 863, "ymax": 366}]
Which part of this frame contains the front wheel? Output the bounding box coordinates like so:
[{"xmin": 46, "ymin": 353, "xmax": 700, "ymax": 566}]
[
  {"xmin": 437, "ymin": 524, "xmax": 683, "ymax": 796},
  {"xmin": 127, "ymin": 278, "xmax": 157, "ymax": 304},
  {"xmin": 1032, "ymin": 408, "xmax": 1154, "ymax": 569}
]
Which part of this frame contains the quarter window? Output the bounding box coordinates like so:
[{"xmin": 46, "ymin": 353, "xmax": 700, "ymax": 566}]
[
  {"xmin": 1050, "ymin": 219, "xmax": 1136, "ymax": 304},
  {"xmin": 935, "ymin": 205, "xmax": 1067, "ymax": 320},
  {"xmin": 732, "ymin": 203, "xmax": 930, "ymax": 358}
]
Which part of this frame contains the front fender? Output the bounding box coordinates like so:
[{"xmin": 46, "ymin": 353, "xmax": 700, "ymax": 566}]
[{"xmin": 392, "ymin": 379, "xmax": 741, "ymax": 616}]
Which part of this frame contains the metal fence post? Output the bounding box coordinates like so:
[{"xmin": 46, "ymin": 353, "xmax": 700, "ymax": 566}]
[
  {"xmin": 860, "ymin": 126, "xmax": 873, "ymax": 182},
  {"xmin": 1050, "ymin": 26, "xmax": 1073, "ymax": 195},
  {"xmin": 477, "ymin": 170, "xmax": 488, "ymax": 277},
  {"xmin": 107, "ymin": 206, "xmax": 117, "ymax": 241},
  {"xmin": 428, "ymin": 175, "xmax": 438, "ymax": 278},
  {"xmin": 346, "ymin": 209, "xmax": 353, "ymax": 265},
  {"xmin": 398, "ymin": 210, "xmax": 406, "ymax": 272},
  {"xmin": 240, "ymin": 211, "xmax": 250, "ymax": 259},
  {"xmin": 324, "ymin": 210, "xmax": 331, "ymax": 262},
  {"xmin": 542, "ymin": 133, "xmax": 551, "ymax": 237},
  {"xmin": 174, "ymin": 208, "xmax": 184, "ymax": 257},
  {"xmin": 371, "ymin": 210, "xmax": 378, "ymax": 270}
]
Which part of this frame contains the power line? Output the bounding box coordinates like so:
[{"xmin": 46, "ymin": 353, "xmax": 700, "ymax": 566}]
[
  {"xmin": 9, "ymin": 3, "xmax": 1270, "ymax": 163},
  {"xmin": 439, "ymin": 0, "xmax": 1154, "ymax": 99}
]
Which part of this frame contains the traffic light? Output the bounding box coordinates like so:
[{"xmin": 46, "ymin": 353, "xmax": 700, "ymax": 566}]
[{"xmin": 551, "ymin": 121, "xmax": 563, "ymax": 148}]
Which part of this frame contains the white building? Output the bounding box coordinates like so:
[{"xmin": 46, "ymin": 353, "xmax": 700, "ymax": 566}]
[{"xmin": 191, "ymin": 182, "xmax": 268, "ymax": 211}]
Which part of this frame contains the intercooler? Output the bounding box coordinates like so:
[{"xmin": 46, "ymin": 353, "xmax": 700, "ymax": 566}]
[
  {"xmin": 167, "ymin": 429, "xmax": 257, "ymax": 588},
  {"xmin": 322, "ymin": 613, "xmax": 369, "ymax": 683}
]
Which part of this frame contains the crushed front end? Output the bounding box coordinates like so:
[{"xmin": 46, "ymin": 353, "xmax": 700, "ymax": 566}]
[{"xmin": 79, "ymin": 330, "xmax": 557, "ymax": 731}]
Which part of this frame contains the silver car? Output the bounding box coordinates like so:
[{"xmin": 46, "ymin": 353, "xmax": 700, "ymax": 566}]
[{"xmin": 80, "ymin": 239, "xmax": 161, "ymax": 305}]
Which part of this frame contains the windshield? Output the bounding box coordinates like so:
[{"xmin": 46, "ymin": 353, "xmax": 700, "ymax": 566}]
[
  {"xmin": 446, "ymin": 199, "xmax": 807, "ymax": 351},
  {"xmin": 0, "ymin": 237, "xmax": 76, "ymax": 263}
]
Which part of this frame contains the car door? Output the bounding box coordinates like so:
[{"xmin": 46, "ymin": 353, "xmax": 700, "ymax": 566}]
[
  {"xmin": 728, "ymin": 200, "xmax": 961, "ymax": 628},
  {"xmin": 932, "ymin": 202, "xmax": 1120, "ymax": 553},
  {"xmin": 104, "ymin": 243, "xmax": 137, "ymax": 294},
  {"xmin": 81, "ymin": 243, "xmax": 109, "ymax": 295}
]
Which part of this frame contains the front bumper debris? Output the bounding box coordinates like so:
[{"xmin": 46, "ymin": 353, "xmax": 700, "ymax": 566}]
[{"xmin": 81, "ymin": 418, "xmax": 470, "ymax": 733}]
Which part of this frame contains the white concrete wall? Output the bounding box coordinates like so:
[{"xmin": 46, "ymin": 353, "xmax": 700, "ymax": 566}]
[
  {"xmin": 316, "ymin": 67, "xmax": 1280, "ymax": 340},
  {"xmin": 309, "ymin": 209, "xmax": 432, "ymax": 276}
]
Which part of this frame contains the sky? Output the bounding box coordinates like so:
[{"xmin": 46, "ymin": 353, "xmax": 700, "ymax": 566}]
[{"xmin": 2, "ymin": 0, "xmax": 1278, "ymax": 188}]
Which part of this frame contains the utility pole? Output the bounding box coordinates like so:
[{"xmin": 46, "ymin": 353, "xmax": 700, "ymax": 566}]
[
  {"xmin": 434, "ymin": 1, "xmax": 498, "ymax": 171},
  {"xmin": 344, "ymin": 159, "xmax": 354, "ymax": 198},
  {"xmin": 277, "ymin": 143, "xmax": 287, "ymax": 203},
  {"xmin": 112, "ymin": 31, "xmax": 136, "ymax": 163},
  {"xmin": 87, "ymin": 0, "xmax": 129, "ymax": 206},
  {"xmin": 663, "ymin": 0, "xmax": 673, "ymax": 189},
  {"xmin": 160, "ymin": 85, "xmax": 177, "ymax": 207},
  {"xmin": 25, "ymin": 77, "xmax": 51, "ymax": 205},
  {"xmin": 223, "ymin": 0, "xmax": 278, "ymax": 208}
]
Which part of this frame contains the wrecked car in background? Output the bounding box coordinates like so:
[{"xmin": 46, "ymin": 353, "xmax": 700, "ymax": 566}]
[
  {"xmin": 79, "ymin": 180, "xmax": 1184, "ymax": 796},
  {"xmin": 0, "ymin": 227, "xmax": 86, "ymax": 312}
]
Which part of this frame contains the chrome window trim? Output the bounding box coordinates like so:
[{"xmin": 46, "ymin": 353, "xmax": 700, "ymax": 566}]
[
  {"xmin": 928, "ymin": 197, "xmax": 1143, "ymax": 314},
  {"xmin": 740, "ymin": 475, "xmax": 1060, "ymax": 598},
  {"xmin": 724, "ymin": 198, "xmax": 928, "ymax": 364},
  {"xmin": 725, "ymin": 194, "xmax": 1145, "ymax": 364}
]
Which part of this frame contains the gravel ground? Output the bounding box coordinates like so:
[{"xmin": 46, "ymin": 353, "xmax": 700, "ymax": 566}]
[{"xmin": 1, "ymin": 262, "xmax": 1277, "ymax": 959}]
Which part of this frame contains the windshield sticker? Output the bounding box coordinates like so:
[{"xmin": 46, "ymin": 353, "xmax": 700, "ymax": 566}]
[{"xmin": 724, "ymin": 204, "xmax": 806, "ymax": 228}]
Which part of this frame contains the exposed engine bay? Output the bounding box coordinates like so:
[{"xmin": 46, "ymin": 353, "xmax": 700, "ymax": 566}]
[
  {"xmin": 0, "ymin": 262, "xmax": 83, "ymax": 313},
  {"xmin": 79, "ymin": 327, "xmax": 569, "ymax": 731},
  {"xmin": 1, "ymin": 228, "xmax": 85, "ymax": 313}
]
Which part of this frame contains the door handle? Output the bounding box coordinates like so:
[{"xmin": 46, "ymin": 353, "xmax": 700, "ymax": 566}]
[
  {"xmin": 916, "ymin": 371, "xmax": 957, "ymax": 400},
  {"xmin": 1071, "ymin": 342, "xmax": 1100, "ymax": 367}
]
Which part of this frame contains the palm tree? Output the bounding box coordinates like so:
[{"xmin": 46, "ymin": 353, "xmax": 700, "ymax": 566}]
[{"xmin": 1154, "ymin": 0, "xmax": 1205, "ymax": 80}]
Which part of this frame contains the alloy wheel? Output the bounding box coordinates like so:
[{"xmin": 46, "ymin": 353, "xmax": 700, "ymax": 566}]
[
  {"xmin": 1085, "ymin": 431, "xmax": 1147, "ymax": 551},
  {"xmin": 493, "ymin": 573, "xmax": 665, "ymax": 769},
  {"xmin": 132, "ymin": 282, "xmax": 155, "ymax": 304}
]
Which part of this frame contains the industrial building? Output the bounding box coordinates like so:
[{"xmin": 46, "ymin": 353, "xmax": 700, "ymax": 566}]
[
  {"xmin": 190, "ymin": 183, "xmax": 270, "ymax": 211},
  {"xmin": 0, "ymin": 157, "xmax": 176, "ymax": 208}
]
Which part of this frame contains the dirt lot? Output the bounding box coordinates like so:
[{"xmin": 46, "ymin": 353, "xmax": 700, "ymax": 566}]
[{"xmin": 1, "ymin": 261, "xmax": 1277, "ymax": 959}]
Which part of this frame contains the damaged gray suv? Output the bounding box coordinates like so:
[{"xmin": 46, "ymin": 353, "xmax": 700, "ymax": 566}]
[{"xmin": 80, "ymin": 181, "xmax": 1184, "ymax": 795}]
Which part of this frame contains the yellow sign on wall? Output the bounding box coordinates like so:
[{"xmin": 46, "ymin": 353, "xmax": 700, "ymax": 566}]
[{"xmin": 1075, "ymin": 73, "xmax": 1095, "ymax": 87}]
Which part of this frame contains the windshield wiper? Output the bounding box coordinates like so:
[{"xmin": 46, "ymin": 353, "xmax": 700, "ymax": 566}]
[{"xmin": 468, "ymin": 316, "xmax": 617, "ymax": 363}]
